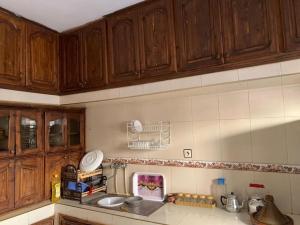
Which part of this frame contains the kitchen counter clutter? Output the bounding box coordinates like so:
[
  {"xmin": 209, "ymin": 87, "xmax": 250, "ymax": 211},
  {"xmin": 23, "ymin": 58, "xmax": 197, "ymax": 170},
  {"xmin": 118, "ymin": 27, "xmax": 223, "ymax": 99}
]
[{"xmin": 56, "ymin": 199, "xmax": 300, "ymax": 225}]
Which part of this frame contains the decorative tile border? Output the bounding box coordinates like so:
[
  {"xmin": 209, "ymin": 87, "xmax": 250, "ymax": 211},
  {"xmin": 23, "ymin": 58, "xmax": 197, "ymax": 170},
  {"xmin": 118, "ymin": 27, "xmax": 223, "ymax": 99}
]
[{"xmin": 103, "ymin": 158, "xmax": 300, "ymax": 174}]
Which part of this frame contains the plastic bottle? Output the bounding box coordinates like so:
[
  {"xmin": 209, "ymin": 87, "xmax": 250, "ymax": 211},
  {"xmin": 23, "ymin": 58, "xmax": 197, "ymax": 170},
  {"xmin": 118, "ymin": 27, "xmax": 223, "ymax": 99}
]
[
  {"xmin": 51, "ymin": 174, "xmax": 61, "ymax": 203},
  {"xmin": 211, "ymin": 178, "xmax": 227, "ymax": 208}
]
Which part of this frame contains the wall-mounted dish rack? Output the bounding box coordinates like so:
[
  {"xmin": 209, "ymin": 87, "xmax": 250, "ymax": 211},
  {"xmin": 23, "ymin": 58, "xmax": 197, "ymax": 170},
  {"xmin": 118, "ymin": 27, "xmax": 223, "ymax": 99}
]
[{"xmin": 127, "ymin": 121, "xmax": 170, "ymax": 150}]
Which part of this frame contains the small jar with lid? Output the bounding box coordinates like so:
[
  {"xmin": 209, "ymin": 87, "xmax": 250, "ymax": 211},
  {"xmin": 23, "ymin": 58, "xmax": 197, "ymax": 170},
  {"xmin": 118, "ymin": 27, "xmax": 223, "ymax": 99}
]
[
  {"xmin": 184, "ymin": 193, "xmax": 191, "ymax": 205},
  {"xmin": 191, "ymin": 194, "xmax": 199, "ymax": 206},
  {"xmin": 199, "ymin": 195, "xmax": 207, "ymax": 205},
  {"xmin": 206, "ymin": 195, "xmax": 215, "ymax": 206},
  {"xmin": 176, "ymin": 193, "xmax": 184, "ymax": 205}
]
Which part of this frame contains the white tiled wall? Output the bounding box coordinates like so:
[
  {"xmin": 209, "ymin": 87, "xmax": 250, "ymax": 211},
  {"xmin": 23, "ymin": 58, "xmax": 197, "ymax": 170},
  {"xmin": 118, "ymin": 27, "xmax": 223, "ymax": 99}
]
[{"xmin": 82, "ymin": 73, "xmax": 300, "ymax": 215}]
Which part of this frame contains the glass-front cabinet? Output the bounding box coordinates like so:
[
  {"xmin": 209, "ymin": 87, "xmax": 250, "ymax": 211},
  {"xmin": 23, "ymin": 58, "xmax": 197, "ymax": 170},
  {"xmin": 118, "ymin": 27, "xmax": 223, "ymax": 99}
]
[
  {"xmin": 45, "ymin": 112, "xmax": 67, "ymax": 152},
  {"xmin": 0, "ymin": 110, "xmax": 15, "ymax": 158},
  {"xmin": 16, "ymin": 110, "xmax": 43, "ymax": 156},
  {"xmin": 67, "ymin": 112, "xmax": 84, "ymax": 151}
]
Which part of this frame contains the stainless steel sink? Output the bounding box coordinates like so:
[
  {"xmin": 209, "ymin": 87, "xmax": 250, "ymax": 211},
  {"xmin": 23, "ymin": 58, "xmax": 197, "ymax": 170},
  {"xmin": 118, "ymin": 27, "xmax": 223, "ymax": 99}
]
[{"xmin": 81, "ymin": 193, "xmax": 164, "ymax": 216}]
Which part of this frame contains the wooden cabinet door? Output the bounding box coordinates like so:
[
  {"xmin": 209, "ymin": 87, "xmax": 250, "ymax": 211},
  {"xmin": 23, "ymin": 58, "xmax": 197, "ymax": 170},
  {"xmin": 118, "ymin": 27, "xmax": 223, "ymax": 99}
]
[
  {"xmin": 0, "ymin": 159, "xmax": 14, "ymax": 214},
  {"xmin": 60, "ymin": 31, "xmax": 83, "ymax": 92},
  {"xmin": 26, "ymin": 23, "xmax": 59, "ymax": 93},
  {"xmin": 59, "ymin": 214, "xmax": 106, "ymax": 225},
  {"xmin": 32, "ymin": 217, "xmax": 54, "ymax": 225},
  {"xmin": 174, "ymin": 0, "xmax": 223, "ymax": 72},
  {"xmin": 0, "ymin": 11, "xmax": 25, "ymax": 87},
  {"xmin": 68, "ymin": 151, "xmax": 83, "ymax": 169},
  {"xmin": 280, "ymin": 0, "xmax": 300, "ymax": 51},
  {"xmin": 15, "ymin": 110, "xmax": 44, "ymax": 156},
  {"xmin": 139, "ymin": 0, "xmax": 177, "ymax": 78},
  {"xmin": 45, "ymin": 112, "xmax": 67, "ymax": 153},
  {"xmin": 107, "ymin": 8, "xmax": 140, "ymax": 84},
  {"xmin": 15, "ymin": 156, "xmax": 44, "ymax": 208},
  {"xmin": 82, "ymin": 21, "xmax": 107, "ymax": 89},
  {"xmin": 45, "ymin": 153, "xmax": 68, "ymax": 200},
  {"xmin": 221, "ymin": 0, "xmax": 280, "ymax": 63},
  {"xmin": 67, "ymin": 112, "xmax": 85, "ymax": 152},
  {"xmin": 0, "ymin": 110, "xmax": 15, "ymax": 159}
]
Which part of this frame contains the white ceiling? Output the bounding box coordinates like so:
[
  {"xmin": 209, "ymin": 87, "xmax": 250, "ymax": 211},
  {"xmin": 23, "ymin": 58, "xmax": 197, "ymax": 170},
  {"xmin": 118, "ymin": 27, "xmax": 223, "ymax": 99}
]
[{"xmin": 0, "ymin": 0, "xmax": 144, "ymax": 32}]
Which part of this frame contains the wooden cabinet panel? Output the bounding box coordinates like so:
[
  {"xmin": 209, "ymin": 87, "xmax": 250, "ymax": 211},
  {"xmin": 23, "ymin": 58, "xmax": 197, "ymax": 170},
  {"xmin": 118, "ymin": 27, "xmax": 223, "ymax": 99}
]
[
  {"xmin": 67, "ymin": 112, "xmax": 84, "ymax": 152},
  {"xmin": 15, "ymin": 156, "xmax": 44, "ymax": 208},
  {"xmin": 15, "ymin": 110, "xmax": 44, "ymax": 156},
  {"xmin": 26, "ymin": 23, "xmax": 59, "ymax": 93},
  {"xmin": 174, "ymin": 0, "xmax": 223, "ymax": 72},
  {"xmin": 32, "ymin": 217, "xmax": 54, "ymax": 225},
  {"xmin": 68, "ymin": 151, "xmax": 82, "ymax": 169},
  {"xmin": 82, "ymin": 21, "xmax": 107, "ymax": 89},
  {"xmin": 281, "ymin": 0, "xmax": 300, "ymax": 51},
  {"xmin": 60, "ymin": 31, "xmax": 83, "ymax": 92},
  {"xmin": 0, "ymin": 11, "xmax": 25, "ymax": 87},
  {"xmin": 59, "ymin": 214, "xmax": 106, "ymax": 225},
  {"xmin": 107, "ymin": 8, "xmax": 140, "ymax": 83},
  {"xmin": 44, "ymin": 153, "xmax": 68, "ymax": 200},
  {"xmin": 0, "ymin": 159, "xmax": 14, "ymax": 214},
  {"xmin": 139, "ymin": 0, "xmax": 177, "ymax": 77},
  {"xmin": 0, "ymin": 110, "xmax": 15, "ymax": 159},
  {"xmin": 45, "ymin": 111, "xmax": 67, "ymax": 153},
  {"xmin": 221, "ymin": 0, "xmax": 280, "ymax": 63}
]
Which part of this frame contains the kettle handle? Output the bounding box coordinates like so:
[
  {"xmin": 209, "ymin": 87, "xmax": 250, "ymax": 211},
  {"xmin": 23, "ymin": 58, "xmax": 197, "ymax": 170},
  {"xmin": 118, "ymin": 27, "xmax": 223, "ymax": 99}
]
[{"xmin": 221, "ymin": 196, "xmax": 227, "ymax": 206}]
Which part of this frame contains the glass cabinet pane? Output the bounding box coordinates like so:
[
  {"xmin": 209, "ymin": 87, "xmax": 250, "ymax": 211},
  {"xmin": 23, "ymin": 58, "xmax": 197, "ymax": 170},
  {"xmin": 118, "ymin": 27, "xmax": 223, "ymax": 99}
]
[
  {"xmin": 69, "ymin": 118, "xmax": 80, "ymax": 146},
  {"xmin": 20, "ymin": 117, "xmax": 37, "ymax": 150},
  {"xmin": 49, "ymin": 119, "xmax": 64, "ymax": 147},
  {"xmin": 0, "ymin": 116, "xmax": 9, "ymax": 152}
]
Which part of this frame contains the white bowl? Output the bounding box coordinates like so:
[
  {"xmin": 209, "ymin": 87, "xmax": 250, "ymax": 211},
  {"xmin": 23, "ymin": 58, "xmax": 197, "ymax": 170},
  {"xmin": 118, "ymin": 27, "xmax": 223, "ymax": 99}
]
[{"xmin": 97, "ymin": 197, "xmax": 125, "ymax": 208}]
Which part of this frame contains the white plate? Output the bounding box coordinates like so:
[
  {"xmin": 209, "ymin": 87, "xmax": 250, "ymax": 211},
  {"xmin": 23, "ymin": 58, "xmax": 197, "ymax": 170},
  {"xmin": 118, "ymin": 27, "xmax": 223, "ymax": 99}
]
[
  {"xmin": 79, "ymin": 150, "xmax": 103, "ymax": 172},
  {"xmin": 97, "ymin": 197, "xmax": 125, "ymax": 208},
  {"xmin": 131, "ymin": 120, "xmax": 143, "ymax": 133}
]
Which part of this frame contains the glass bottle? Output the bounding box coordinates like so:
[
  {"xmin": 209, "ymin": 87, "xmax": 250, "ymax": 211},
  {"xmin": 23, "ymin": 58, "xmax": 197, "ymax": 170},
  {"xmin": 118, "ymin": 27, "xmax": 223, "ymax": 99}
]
[{"xmin": 51, "ymin": 174, "xmax": 61, "ymax": 203}]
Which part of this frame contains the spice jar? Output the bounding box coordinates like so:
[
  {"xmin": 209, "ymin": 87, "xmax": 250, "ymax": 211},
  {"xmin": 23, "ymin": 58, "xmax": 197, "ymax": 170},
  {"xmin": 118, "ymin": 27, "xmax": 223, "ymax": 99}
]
[
  {"xmin": 191, "ymin": 194, "xmax": 199, "ymax": 206},
  {"xmin": 184, "ymin": 193, "xmax": 191, "ymax": 205},
  {"xmin": 206, "ymin": 195, "xmax": 215, "ymax": 206},
  {"xmin": 176, "ymin": 193, "xmax": 184, "ymax": 204},
  {"xmin": 199, "ymin": 195, "xmax": 206, "ymax": 205}
]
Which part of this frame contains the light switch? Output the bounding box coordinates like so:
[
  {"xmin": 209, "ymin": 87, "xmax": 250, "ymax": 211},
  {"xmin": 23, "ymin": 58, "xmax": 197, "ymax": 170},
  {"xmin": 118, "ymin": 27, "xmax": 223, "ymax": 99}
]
[{"xmin": 183, "ymin": 149, "xmax": 192, "ymax": 158}]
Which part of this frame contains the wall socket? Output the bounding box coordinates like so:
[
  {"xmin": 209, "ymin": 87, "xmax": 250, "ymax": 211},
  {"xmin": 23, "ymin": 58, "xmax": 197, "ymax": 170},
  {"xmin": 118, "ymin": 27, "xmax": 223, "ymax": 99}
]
[{"xmin": 183, "ymin": 149, "xmax": 192, "ymax": 158}]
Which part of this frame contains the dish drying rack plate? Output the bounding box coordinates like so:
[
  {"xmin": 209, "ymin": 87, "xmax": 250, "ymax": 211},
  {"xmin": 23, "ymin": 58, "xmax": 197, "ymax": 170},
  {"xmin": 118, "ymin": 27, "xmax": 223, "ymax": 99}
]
[{"xmin": 127, "ymin": 121, "xmax": 170, "ymax": 150}]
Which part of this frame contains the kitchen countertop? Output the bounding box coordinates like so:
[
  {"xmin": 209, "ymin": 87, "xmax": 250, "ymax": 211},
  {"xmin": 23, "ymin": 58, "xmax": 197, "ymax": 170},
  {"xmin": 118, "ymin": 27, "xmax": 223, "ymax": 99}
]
[{"xmin": 58, "ymin": 199, "xmax": 300, "ymax": 225}]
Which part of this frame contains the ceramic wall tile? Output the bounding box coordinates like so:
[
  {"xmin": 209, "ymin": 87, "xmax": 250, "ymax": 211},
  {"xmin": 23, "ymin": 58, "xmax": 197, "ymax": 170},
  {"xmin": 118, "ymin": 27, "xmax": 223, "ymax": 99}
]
[
  {"xmin": 281, "ymin": 59, "xmax": 300, "ymax": 75},
  {"xmin": 283, "ymin": 85, "xmax": 300, "ymax": 116},
  {"xmin": 282, "ymin": 73, "xmax": 300, "ymax": 86},
  {"xmin": 219, "ymin": 91, "xmax": 250, "ymax": 119},
  {"xmin": 193, "ymin": 120, "xmax": 221, "ymax": 161},
  {"xmin": 249, "ymin": 87, "xmax": 284, "ymax": 118},
  {"xmin": 251, "ymin": 118, "xmax": 287, "ymax": 164},
  {"xmin": 253, "ymin": 172, "xmax": 291, "ymax": 213},
  {"xmin": 148, "ymin": 122, "xmax": 194, "ymax": 160},
  {"xmin": 238, "ymin": 63, "xmax": 281, "ymax": 80},
  {"xmin": 290, "ymin": 174, "xmax": 300, "ymax": 214},
  {"xmin": 202, "ymin": 70, "xmax": 239, "ymax": 86},
  {"xmin": 220, "ymin": 119, "xmax": 252, "ymax": 163},
  {"xmin": 191, "ymin": 94, "xmax": 219, "ymax": 121},
  {"xmin": 169, "ymin": 75, "xmax": 202, "ymax": 90},
  {"xmin": 285, "ymin": 117, "xmax": 300, "ymax": 165},
  {"xmin": 119, "ymin": 85, "xmax": 144, "ymax": 98},
  {"xmin": 171, "ymin": 167, "xmax": 197, "ymax": 193},
  {"xmin": 223, "ymin": 170, "xmax": 254, "ymax": 200}
]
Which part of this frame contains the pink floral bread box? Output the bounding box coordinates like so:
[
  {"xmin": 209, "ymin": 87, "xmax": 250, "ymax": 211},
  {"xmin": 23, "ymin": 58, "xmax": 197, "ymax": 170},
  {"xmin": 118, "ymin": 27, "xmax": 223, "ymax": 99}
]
[{"xmin": 132, "ymin": 172, "xmax": 166, "ymax": 202}]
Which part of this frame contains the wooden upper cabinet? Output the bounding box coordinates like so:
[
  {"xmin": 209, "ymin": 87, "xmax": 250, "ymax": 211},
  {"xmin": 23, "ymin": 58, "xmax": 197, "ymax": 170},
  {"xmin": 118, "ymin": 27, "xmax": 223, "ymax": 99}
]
[
  {"xmin": 15, "ymin": 155, "xmax": 44, "ymax": 208},
  {"xmin": 45, "ymin": 111, "xmax": 67, "ymax": 153},
  {"xmin": 221, "ymin": 0, "xmax": 280, "ymax": 63},
  {"xmin": 0, "ymin": 159, "xmax": 14, "ymax": 214},
  {"xmin": 174, "ymin": 0, "xmax": 223, "ymax": 72},
  {"xmin": 107, "ymin": 8, "xmax": 140, "ymax": 83},
  {"xmin": 0, "ymin": 110, "xmax": 15, "ymax": 159},
  {"xmin": 67, "ymin": 112, "xmax": 84, "ymax": 152},
  {"xmin": 82, "ymin": 21, "xmax": 107, "ymax": 89},
  {"xmin": 139, "ymin": 0, "xmax": 177, "ymax": 77},
  {"xmin": 15, "ymin": 110, "xmax": 44, "ymax": 156},
  {"xmin": 280, "ymin": 0, "xmax": 300, "ymax": 51},
  {"xmin": 60, "ymin": 31, "xmax": 83, "ymax": 92},
  {"xmin": 0, "ymin": 11, "xmax": 25, "ymax": 87},
  {"xmin": 26, "ymin": 23, "xmax": 59, "ymax": 93}
]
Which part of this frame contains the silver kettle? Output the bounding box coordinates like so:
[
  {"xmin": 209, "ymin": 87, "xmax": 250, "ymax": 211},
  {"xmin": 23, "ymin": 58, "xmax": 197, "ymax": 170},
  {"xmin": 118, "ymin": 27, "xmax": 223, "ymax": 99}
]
[{"xmin": 221, "ymin": 192, "xmax": 244, "ymax": 213}]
